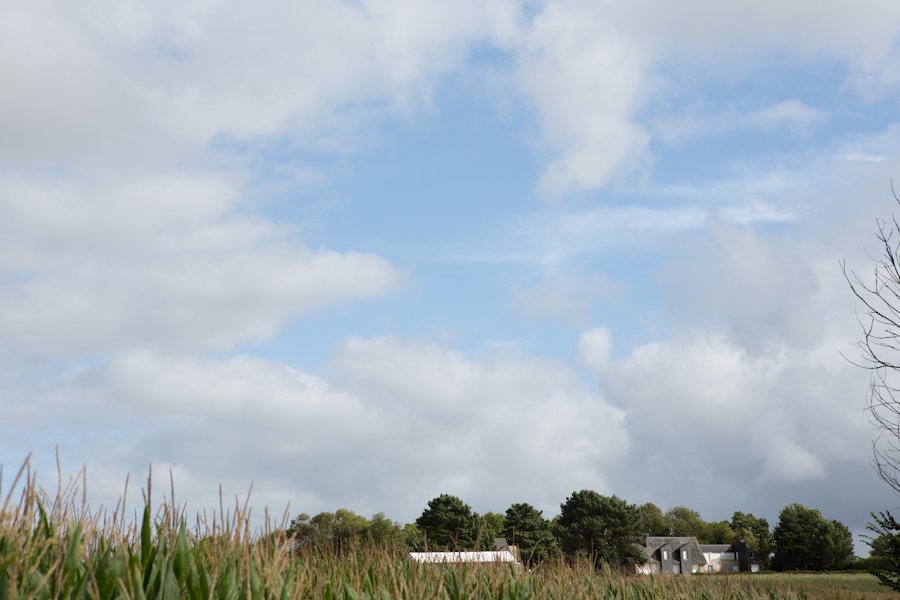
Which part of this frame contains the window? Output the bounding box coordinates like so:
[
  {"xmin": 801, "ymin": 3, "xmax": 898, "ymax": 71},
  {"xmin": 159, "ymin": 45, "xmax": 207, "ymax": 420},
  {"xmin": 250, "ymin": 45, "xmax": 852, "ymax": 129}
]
[
  {"xmin": 682, "ymin": 550, "xmax": 689, "ymax": 561},
  {"xmin": 662, "ymin": 550, "xmax": 669, "ymax": 560},
  {"xmin": 732, "ymin": 566, "xmax": 739, "ymax": 572},
  {"xmin": 750, "ymin": 551, "xmax": 755, "ymax": 559},
  {"xmin": 722, "ymin": 552, "xmax": 735, "ymax": 560},
  {"xmin": 707, "ymin": 565, "xmax": 714, "ymax": 574}
]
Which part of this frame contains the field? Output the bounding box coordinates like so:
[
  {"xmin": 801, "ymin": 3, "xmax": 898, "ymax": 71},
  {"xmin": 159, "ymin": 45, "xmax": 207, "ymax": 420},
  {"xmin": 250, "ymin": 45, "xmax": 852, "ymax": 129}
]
[
  {"xmin": 745, "ymin": 572, "xmax": 899, "ymax": 599},
  {"xmin": 1, "ymin": 467, "xmax": 897, "ymax": 600}
]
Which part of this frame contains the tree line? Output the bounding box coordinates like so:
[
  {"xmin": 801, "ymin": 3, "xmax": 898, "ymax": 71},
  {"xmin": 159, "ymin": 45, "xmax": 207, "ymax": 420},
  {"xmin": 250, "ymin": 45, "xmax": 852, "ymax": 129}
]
[{"xmin": 286, "ymin": 490, "xmax": 856, "ymax": 571}]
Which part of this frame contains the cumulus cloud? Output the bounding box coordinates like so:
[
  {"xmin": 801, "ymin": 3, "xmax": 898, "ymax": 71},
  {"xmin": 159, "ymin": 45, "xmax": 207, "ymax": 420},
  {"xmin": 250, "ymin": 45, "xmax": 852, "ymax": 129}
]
[
  {"xmin": 591, "ymin": 331, "xmax": 875, "ymax": 514},
  {"xmin": 0, "ymin": 0, "xmax": 524, "ymax": 168},
  {"xmin": 656, "ymin": 219, "xmax": 823, "ymax": 352},
  {"xmin": 5, "ymin": 0, "xmax": 900, "ymax": 195},
  {"xmin": 4, "ymin": 336, "xmax": 628, "ymax": 521},
  {"xmin": 0, "ymin": 171, "xmax": 404, "ymax": 356},
  {"xmin": 516, "ymin": 1, "xmax": 652, "ymax": 197},
  {"xmin": 509, "ymin": 0, "xmax": 900, "ymax": 196}
]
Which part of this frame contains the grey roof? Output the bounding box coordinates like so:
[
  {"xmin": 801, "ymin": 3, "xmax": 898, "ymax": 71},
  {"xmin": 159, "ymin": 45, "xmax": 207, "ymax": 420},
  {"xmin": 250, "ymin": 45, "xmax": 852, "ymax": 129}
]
[{"xmin": 638, "ymin": 537, "xmax": 707, "ymax": 565}]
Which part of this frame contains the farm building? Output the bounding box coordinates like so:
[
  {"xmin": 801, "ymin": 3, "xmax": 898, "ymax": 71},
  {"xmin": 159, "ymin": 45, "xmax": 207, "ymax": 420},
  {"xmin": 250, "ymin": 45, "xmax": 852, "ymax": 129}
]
[{"xmin": 409, "ymin": 538, "xmax": 522, "ymax": 567}]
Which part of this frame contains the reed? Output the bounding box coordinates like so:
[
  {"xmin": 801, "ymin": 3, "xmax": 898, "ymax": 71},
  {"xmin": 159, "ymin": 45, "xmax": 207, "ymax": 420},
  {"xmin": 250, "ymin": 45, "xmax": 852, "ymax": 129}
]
[{"xmin": 0, "ymin": 460, "xmax": 895, "ymax": 600}]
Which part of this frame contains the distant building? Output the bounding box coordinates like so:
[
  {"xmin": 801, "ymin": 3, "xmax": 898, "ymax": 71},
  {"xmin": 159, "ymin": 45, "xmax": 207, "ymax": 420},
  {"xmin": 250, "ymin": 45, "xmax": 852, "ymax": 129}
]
[
  {"xmin": 624, "ymin": 537, "xmax": 763, "ymax": 574},
  {"xmin": 409, "ymin": 538, "xmax": 522, "ymax": 567}
]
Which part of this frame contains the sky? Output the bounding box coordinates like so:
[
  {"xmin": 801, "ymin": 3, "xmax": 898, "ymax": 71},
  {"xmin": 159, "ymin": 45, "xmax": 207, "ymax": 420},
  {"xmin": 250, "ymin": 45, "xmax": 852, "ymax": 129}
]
[{"xmin": 2, "ymin": 0, "xmax": 900, "ymax": 554}]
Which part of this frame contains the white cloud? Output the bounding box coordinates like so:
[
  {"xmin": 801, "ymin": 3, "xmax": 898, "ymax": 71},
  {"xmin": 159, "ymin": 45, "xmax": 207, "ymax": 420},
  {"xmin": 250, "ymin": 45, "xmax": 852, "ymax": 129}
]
[
  {"xmin": 656, "ymin": 220, "xmax": 823, "ymax": 352},
  {"xmin": 597, "ymin": 331, "xmax": 870, "ymax": 492},
  {"xmin": 0, "ymin": 0, "xmax": 523, "ymax": 167},
  {"xmin": 510, "ymin": 0, "xmax": 900, "ymax": 196},
  {"xmin": 0, "ymin": 171, "xmax": 404, "ymax": 355},
  {"xmin": 633, "ymin": 0, "xmax": 900, "ymax": 69},
  {"xmin": 5, "ymin": 336, "xmax": 629, "ymax": 521},
  {"xmin": 576, "ymin": 327, "xmax": 612, "ymax": 376},
  {"xmin": 4, "ymin": 0, "xmax": 900, "ymax": 196},
  {"xmin": 516, "ymin": 1, "xmax": 652, "ymax": 197}
]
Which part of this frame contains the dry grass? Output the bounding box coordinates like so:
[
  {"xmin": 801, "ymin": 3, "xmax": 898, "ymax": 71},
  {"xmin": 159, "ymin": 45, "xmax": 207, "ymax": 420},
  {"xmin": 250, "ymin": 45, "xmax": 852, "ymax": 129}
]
[{"xmin": 1, "ymin": 460, "xmax": 897, "ymax": 600}]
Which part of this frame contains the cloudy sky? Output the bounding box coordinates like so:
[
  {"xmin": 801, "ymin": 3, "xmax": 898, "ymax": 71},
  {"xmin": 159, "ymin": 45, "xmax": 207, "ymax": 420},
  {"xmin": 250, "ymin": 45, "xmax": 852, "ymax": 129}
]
[{"xmin": 2, "ymin": 0, "xmax": 900, "ymax": 551}]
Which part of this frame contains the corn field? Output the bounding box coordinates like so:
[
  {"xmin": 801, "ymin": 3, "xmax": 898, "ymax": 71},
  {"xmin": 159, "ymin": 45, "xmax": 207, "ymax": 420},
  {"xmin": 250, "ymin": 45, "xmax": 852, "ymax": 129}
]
[{"xmin": 0, "ymin": 463, "xmax": 896, "ymax": 600}]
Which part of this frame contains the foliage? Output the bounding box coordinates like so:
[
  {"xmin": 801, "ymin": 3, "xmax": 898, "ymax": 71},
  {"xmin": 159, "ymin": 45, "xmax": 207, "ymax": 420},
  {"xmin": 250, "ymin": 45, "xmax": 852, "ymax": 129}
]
[
  {"xmin": 666, "ymin": 506, "xmax": 709, "ymax": 540},
  {"xmin": 502, "ymin": 503, "xmax": 559, "ymax": 565},
  {"xmin": 731, "ymin": 511, "xmax": 773, "ymax": 567},
  {"xmin": 638, "ymin": 503, "xmax": 669, "ymax": 537},
  {"xmin": 704, "ymin": 520, "xmax": 738, "ymax": 544},
  {"xmin": 772, "ymin": 504, "xmax": 854, "ymax": 571},
  {"xmin": 415, "ymin": 494, "xmax": 481, "ymax": 550},
  {"xmin": 635, "ymin": 504, "xmax": 772, "ymax": 565},
  {"xmin": 401, "ymin": 522, "xmax": 425, "ymax": 551},
  {"xmin": 288, "ymin": 508, "xmax": 413, "ymax": 553},
  {"xmin": 557, "ymin": 490, "xmax": 645, "ymax": 567},
  {"xmin": 866, "ymin": 511, "xmax": 900, "ymax": 591},
  {"xmin": 481, "ymin": 512, "xmax": 506, "ymax": 545}
]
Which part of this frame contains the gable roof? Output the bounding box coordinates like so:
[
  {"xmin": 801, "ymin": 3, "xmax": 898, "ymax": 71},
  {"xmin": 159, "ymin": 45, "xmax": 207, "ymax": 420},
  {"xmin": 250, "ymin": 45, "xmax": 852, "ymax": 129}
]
[{"xmin": 638, "ymin": 537, "xmax": 707, "ymax": 564}]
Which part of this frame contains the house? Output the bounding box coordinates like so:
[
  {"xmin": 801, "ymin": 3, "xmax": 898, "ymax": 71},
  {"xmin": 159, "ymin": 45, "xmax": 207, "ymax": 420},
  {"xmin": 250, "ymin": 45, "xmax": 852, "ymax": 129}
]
[
  {"xmin": 624, "ymin": 537, "xmax": 763, "ymax": 574},
  {"xmin": 409, "ymin": 538, "xmax": 522, "ymax": 568},
  {"xmin": 700, "ymin": 542, "xmax": 762, "ymax": 573}
]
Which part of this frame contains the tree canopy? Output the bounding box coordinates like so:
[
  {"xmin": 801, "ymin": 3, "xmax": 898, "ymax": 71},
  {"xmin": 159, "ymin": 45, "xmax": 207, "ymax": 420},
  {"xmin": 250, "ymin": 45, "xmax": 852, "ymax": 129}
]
[
  {"xmin": 481, "ymin": 512, "xmax": 506, "ymax": 544},
  {"xmin": 557, "ymin": 490, "xmax": 644, "ymax": 566},
  {"xmin": 665, "ymin": 506, "xmax": 708, "ymax": 539},
  {"xmin": 287, "ymin": 509, "xmax": 417, "ymax": 552},
  {"xmin": 503, "ymin": 502, "xmax": 559, "ymax": 565},
  {"xmin": 771, "ymin": 504, "xmax": 853, "ymax": 571},
  {"xmin": 638, "ymin": 503, "xmax": 668, "ymax": 537},
  {"xmin": 867, "ymin": 511, "xmax": 900, "ymax": 591},
  {"xmin": 415, "ymin": 494, "xmax": 481, "ymax": 550},
  {"xmin": 731, "ymin": 511, "xmax": 773, "ymax": 567}
]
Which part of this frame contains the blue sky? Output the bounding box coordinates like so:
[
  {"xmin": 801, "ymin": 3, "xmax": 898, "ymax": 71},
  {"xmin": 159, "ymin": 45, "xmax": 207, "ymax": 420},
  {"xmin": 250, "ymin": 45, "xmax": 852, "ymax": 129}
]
[{"xmin": 2, "ymin": 0, "xmax": 900, "ymax": 553}]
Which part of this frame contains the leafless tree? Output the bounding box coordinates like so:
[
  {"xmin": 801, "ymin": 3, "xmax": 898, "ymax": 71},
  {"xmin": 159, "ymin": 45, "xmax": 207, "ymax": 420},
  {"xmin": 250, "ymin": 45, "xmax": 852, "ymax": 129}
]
[{"xmin": 843, "ymin": 184, "xmax": 900, "ymax": 496}]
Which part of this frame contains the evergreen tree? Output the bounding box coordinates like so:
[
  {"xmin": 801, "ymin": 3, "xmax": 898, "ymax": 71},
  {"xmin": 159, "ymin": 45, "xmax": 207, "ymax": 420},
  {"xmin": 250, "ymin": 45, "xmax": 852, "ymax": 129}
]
[
  {"xmin": 772, "ymin": 504, "xmax": 853, "ymax": 571},
  {"xmin": 502, "ymin": 502, "xmax": 559, "ymax": 565},
  {"xmin": 416, "ymin": 494, "xmax": 480, "ymax": 550},
  {"xmin": 867, "ymin": 511, "xmax": 900, "ymax": 590},
  {"xmin": 557, "ymin": 490, "xmax": 644, "ymax": 566}
]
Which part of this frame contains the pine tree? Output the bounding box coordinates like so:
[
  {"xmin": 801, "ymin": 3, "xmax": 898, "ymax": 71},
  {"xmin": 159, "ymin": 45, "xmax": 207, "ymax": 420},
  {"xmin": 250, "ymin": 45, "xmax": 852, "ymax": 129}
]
[
  {"xmin": 415, "ymin": 494, "xmax": 480, "ymax": 550},
  {"xmin": 557, "ymin": 490, "xmax": 644, "ymax": 567},
  {"xmin": 502, "ymin": 503, "xmax": 559, "ymax": 565}
]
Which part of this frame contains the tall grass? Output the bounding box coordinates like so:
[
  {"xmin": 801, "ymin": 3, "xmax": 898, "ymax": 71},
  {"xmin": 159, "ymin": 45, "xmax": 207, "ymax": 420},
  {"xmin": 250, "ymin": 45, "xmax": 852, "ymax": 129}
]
[{"xmin": 0, "ymin": 460, "xmax": 896, "ymax": 600}]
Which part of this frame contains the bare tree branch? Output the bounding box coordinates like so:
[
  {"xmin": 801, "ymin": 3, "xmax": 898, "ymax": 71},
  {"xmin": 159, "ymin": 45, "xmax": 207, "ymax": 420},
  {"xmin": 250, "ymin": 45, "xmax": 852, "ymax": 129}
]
[{"xmin": 845, "ymin": 182, "xmax": 900, "ymax": 496}]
